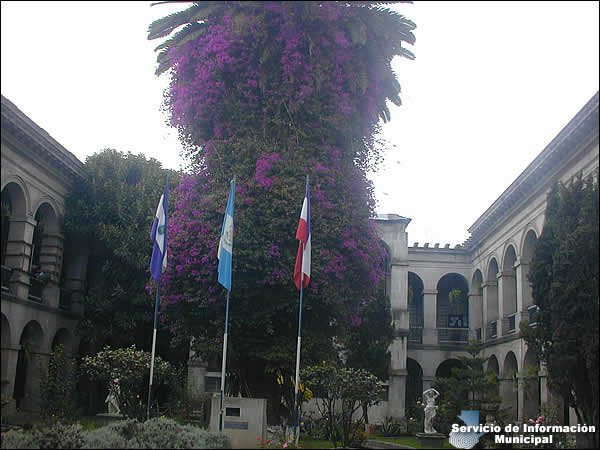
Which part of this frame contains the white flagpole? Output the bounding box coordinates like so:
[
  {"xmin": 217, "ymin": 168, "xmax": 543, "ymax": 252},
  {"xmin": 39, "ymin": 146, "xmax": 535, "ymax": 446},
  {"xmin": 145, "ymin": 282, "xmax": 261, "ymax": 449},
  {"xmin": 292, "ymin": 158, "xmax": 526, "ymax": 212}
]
[{"xmin": 219, "ymin": 289, "xmax": 231, "ymax": 431}]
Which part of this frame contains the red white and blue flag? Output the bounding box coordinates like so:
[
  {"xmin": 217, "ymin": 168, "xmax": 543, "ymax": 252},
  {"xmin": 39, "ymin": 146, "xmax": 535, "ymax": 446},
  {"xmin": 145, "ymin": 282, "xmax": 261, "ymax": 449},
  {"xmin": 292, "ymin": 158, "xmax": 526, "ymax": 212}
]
[{"xmin": 293, "ymin": 176, "xmax": 311, "ymax": 290}]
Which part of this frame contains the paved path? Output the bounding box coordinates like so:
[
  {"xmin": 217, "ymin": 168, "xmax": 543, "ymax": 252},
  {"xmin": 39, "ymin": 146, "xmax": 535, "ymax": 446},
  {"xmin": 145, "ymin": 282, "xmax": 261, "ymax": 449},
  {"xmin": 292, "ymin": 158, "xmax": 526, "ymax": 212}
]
[{"xmin": 364, "ymin": 439, "xmax": 415, "ymax": 449}]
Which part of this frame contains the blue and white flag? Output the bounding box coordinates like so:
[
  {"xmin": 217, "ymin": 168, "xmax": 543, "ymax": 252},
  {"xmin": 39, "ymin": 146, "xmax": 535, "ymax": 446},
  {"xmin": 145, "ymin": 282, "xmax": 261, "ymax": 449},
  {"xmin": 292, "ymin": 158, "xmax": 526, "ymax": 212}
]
[
  {"xmin": 218, "ymin": 177, "xmax": 235, "ymax": 291},
  {"xmin": 149, "ymin": 177, "xmax": 169, "ymax": 282}
]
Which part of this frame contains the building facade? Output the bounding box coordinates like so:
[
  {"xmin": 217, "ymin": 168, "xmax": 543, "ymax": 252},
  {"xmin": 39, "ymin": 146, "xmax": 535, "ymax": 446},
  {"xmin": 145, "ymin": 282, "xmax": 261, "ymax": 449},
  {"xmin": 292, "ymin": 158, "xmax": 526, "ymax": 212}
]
[
  {"xmin": 374, "ymin": 91, "xmax": 599, "ymax": 424},
  {"xmin": 1, "ymin": 95, "xmax": 89, "ymax": 412}
]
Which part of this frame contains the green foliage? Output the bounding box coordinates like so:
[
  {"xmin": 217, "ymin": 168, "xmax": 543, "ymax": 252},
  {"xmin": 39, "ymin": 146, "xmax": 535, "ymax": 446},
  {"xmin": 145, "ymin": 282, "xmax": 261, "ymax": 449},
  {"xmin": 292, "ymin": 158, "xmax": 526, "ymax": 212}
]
[
  {"xmin": 40, "ymin": 345, "xmax": 77, "ymax": 422},
  {"xmin": 301, "ymin": 362, "xmax": 384, "ymax": 448},
  {"xmin": 344, "ymin": 292, "xmax": 393, "ymax": 382},
  {"xmin": 81, "ymin": 345, "xmax": 174, "ymax": 420},
  {"xmin": 1, "ymin": 422, "xmax": 85, "ymax": 449},
  {"xmin": 524, "ymin": 173, "xmax": 599, "ymax": 448},
  {"xmin": 433, "ymin": 340, "xmax": 506, "ymax": 435},
  {"xmin": 63, "ymin": 149, "xmax": 178, "ymax": 351},
  {"xmin": 380, "ymin": 415, "xmax": 408, "ymax": 436},
  {"xmin": 0, "ymin": 418, "xmax": 230, "ymax": 449}
]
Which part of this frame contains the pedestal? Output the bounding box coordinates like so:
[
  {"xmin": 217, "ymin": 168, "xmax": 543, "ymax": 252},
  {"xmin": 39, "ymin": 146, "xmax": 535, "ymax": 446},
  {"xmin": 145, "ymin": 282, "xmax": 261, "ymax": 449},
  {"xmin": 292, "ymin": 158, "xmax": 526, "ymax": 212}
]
[{"xmin": 416, "ymin": 432, "xmax": 446, "ymax": 448}]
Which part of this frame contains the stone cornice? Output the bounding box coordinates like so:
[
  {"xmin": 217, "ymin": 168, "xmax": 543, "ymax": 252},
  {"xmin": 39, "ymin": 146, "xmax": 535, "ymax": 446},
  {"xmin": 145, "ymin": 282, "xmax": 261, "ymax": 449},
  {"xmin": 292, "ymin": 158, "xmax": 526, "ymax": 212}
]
[
  {"xmin": 1, "ymin": 95, "xmax": 86, "ymax": 182},
  {"xmin": 465, "ymin": 91, "xmax": 599, "ymax": 249}
]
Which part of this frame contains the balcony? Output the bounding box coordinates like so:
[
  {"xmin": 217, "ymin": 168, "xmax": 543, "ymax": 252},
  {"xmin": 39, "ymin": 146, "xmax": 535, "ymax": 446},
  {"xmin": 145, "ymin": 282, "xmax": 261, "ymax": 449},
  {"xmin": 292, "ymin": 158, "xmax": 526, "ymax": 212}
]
[
  {"xmin": 502, "ymin": 313, "xmax": 517, "ymax": 335},
  {"xmin": 408, "ymin": 326, "xmax": 423, "ymax": 344},
  {"xmin": 59, "ymin": 288, "xmax": 72, "ymax": 310},
  {"xmin": 28, "ymin": 274, "xmax": 44, "ymax": 302},
  {"xmin": 527, "ymin": 305, "xmax": 538, "ymax": 326},
  {"xmin": 487, "ymin": 320, "xmax": 498, "ymax": 340},
  {"xmin": 437, "ymin": 327, "xmax": 469, "ymax": 344},
  {"xmin": 1, "ymin": 265, "xmax": 11, "ymax": 291}
]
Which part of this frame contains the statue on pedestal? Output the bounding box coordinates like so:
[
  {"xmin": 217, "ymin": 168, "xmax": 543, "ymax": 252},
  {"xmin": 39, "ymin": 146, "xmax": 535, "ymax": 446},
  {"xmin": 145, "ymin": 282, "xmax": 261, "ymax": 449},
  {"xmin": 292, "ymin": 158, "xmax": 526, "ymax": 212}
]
[
  {"xmin": 105, "ymin": 378, "xmax": 121, "ymax": 415},
  {"xmin": 422, "ymin": 388, "xmax": 440, "ymax": 434}
]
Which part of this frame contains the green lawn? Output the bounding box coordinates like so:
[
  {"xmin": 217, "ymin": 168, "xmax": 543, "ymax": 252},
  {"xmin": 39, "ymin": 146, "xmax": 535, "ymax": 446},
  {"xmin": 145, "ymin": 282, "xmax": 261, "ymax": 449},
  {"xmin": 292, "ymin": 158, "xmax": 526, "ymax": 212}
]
[{"xmin": 374, "ymin": 435, "xmax": 455, "ymax": 449}]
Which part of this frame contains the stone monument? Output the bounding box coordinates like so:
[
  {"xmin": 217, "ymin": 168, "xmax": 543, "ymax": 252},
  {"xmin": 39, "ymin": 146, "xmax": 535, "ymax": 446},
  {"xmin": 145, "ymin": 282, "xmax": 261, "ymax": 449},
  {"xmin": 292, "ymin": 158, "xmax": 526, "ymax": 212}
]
[{"xmin": 416, "ymin": 388, "xmax": 446, "ymax": 448}]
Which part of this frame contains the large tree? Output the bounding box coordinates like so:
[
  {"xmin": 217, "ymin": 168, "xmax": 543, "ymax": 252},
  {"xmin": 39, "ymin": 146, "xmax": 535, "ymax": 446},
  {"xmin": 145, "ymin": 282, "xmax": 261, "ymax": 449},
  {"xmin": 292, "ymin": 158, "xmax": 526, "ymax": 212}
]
[
  {"xmin": 523, "ymin": 173, "xmax": 599, "ymax": 448},
  {"xmin": 147, "ymin": 1, "xmax": 416, "ymax": 405},
  {"xmin": 64, "ymin": 149, "xmax": 180, "ymax": 357}
]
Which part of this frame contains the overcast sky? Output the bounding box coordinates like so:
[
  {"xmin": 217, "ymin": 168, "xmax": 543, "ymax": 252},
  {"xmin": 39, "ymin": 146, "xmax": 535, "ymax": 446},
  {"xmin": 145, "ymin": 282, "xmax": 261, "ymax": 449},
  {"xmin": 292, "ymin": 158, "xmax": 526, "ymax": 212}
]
[{"xmin": 1, "ymin": 1, "xmax": 598, "ymax": 246}]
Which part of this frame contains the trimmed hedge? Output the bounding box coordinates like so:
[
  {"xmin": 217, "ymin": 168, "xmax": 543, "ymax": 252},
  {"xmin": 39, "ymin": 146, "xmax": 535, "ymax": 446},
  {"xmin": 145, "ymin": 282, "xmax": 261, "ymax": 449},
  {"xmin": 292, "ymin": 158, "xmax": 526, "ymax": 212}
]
[{"xmin": 0, "ymin": 417, "xmax": 231, "ymax": 449}]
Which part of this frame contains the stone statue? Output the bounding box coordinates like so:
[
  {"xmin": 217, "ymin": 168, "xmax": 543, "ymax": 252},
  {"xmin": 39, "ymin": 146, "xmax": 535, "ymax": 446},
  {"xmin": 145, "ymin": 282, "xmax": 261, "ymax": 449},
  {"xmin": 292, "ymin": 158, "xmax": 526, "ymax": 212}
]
[
  {"xmin": 105, "ymin": 378, "xmax": 121, "ymax": 415},
  {"xmin": 422, "ymin": 388, "xmax": 440, "ymax": 434}
]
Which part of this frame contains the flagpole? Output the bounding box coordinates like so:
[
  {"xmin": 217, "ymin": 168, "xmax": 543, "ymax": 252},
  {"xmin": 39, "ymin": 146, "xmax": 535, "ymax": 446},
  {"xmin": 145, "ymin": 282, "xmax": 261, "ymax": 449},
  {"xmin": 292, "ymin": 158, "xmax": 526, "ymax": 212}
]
[
  {"xmin": 147, "ymin": 172, "xmax": 170, "ymax": 421},
  {"xmin": 147, "ymin": 284, "xmax": 160, "ymax": 420},
  {"xmin": 219, "ymin": 289, "xmax": 231, "ymax": 431},
  {"xmin": 293, "ymin": 272, "xmax": 304, "ymax": 445}
]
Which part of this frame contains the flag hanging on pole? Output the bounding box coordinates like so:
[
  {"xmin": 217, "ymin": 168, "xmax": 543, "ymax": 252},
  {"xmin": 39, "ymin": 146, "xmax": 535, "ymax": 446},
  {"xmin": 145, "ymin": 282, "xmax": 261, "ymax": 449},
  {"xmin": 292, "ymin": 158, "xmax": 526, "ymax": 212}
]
[
  {"xmin": 147, "ymin": 174, "xmax": 169, "ymax": 420},
  {"xmin": 293, "ymin": 177, "xmax": 310, "ymax": 290},
  {"xmin": 218, "ymin": 177, "xmax": 235, "ymax": 291},
  {"xmin": 149, "ymin": 179, "xmax": 169, "ymax": 282}
]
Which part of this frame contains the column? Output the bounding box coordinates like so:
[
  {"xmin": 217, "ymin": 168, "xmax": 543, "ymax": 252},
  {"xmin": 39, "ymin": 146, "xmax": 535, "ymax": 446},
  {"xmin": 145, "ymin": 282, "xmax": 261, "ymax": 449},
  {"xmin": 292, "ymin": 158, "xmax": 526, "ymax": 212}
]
[
  {"xmin": 514, "ymin": 259, "xmax": 531, "ymax": 327},
  {"xmin": 389, "ymin": 262, "xmax": 408, "ymax": 418},
  {"xmin": 422, "ymin": 289, "xmax": 437, "ymax": 345},
  {"xmin": 40, "ymin": 232, "xmax": 64, "ymax": 308},
  {"xmin": 482, "ymin": 281, "xmax": 498, "ymax": 340},
  {"xmin": 63, "ymin": 238, "xmax": 88, "ymax": 316},
  {"xmin": 4, "ymin": 215, "xmax": 36, "ymax": 299},
  {"xmin": 468, "ymin": 291, "xmax": 483, "ymax": 341},
  {"xmin": 496, "ymin": 272, "xmax": 505, "ymax": 336}
]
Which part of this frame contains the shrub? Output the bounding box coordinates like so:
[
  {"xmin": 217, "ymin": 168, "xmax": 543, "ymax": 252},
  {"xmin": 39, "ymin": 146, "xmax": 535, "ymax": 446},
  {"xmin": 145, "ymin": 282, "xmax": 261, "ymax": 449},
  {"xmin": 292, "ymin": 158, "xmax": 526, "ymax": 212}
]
[
  {"xmin": 81, "ymin": 345, "xmax": 174, "ymax": 420},
  {"xmin": 1, "ymin": 422, "xmax": 85, "ymax": 449},
  {"xmin": 380, "ymin": 416, "xmax": 407, "ymax": 436},
  {"xmin": 40, "ymin": 345, "xmax": 77, "ymax": 422},
  {"xmin": 82, "ymin": 419, "xmax": 137, "ymax": 449}
]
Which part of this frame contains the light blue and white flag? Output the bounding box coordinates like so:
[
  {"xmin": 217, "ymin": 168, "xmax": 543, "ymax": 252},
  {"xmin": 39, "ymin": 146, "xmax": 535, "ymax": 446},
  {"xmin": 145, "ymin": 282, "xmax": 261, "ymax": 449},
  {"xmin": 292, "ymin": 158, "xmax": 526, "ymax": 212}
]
[
  {"xmin": 217, "ymin": 176, "xmax": 235, "ymax": 291},
  {"xmin": 149, "ymin": 177, "xmax": 169, "ymax": 282}
]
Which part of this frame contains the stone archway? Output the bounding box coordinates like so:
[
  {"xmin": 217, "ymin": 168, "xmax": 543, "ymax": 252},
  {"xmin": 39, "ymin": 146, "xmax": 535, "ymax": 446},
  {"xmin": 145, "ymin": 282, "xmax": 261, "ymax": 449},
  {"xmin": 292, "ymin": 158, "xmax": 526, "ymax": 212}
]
[
  {"xmin": 485, "ymin": 259, "xmax": 499, "ymax": 339},
  {"xmin": 408, "ymin": 272, "xmax": 424, "ymax": 344},
  {"xmin": 501, "ymin": 246, "xmax": 518, "ymax": 334},
  {"xmin": 436, "ymin": 274, "xmax": 469, "ymax": 344},
  {"xmin": 501, "ymin": 352, "xmax": 519, "ymax": 421},
  {"xmin": 470, "ymin": 270, "xmax": 484, "ymax": 341},
  {"xmin": 14, "ymin": 320, "xmax": 45, "ymax": 411},
  {"xmin": 51, "ymin": 328, "xmax": 73, "ymax": 355}
]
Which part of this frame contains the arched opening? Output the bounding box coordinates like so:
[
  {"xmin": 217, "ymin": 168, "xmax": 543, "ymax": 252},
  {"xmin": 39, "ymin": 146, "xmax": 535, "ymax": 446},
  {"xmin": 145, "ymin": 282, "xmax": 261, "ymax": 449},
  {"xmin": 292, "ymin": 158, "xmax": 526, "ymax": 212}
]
[
  {"xmin": 502, "ymin": 246, "xmax": 518, "ymax": 333},
  {"xmin": 435, "ymin": 359, "xmax": 464, "ymax": 379},
  {"xmin": 51, "ymin": 328, "xmax": 72, "ymax": 355},
  {"xmin": 436, "ymin": 273, "xmax": 469, "ymax": 344},
  {"xmin": 406, "ymin": 358, "xmax": 423, "ymax": 407},
  {"xmin": 1, "ymin": 313, "xmax": 11, "ymax": 398},
  {"xmin": 408, "ymin": 272, "xmax": 424, "ymax": 344},
  {"xmin": 502, "ymin": 352, "xmax": 519, "ymax": 421},
  {"xmin": 521, "ymin": 230, "xmax": 538, "ymax": 319},
  {"xmin": 471, "ymin": 270, "xmax": 484, "ymax": 341},
  {"xmin": 487, "ymin": 355, "xmax": 500, "ymax": 398},
  {"xmin": 1, "ymin": 183, "xmax": 26, "ymax": 289},
  {"xmin": 14, "ymin": 320, "xmax": 44, "ymax": 411},
  {"xmin": 486, "ymin": 259, "xmax": 499, "ymax": 339},
  {"xmin": 29, "ymin": 203, "xmax": 59, "ymax": 301},
  {"xmin": 522, "ymin": 348, "xmax": 541, "ymax": 420}
]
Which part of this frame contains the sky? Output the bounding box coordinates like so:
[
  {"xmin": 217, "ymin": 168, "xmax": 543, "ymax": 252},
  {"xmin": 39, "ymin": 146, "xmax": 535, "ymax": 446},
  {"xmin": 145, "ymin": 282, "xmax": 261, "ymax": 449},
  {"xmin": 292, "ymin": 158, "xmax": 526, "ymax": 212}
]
[{"xmin": 1, "ymin": 1, "xmax": 599, "ymax": 246}]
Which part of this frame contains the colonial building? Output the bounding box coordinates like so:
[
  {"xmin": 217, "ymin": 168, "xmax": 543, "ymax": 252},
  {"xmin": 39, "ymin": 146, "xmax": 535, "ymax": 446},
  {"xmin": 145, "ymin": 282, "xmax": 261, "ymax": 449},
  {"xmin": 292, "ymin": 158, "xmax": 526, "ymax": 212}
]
[
  {"xmin": 374, "ymin": 90, "xmax": 599, "ymax": 424},
  {"xmin": 1, "ymin": 95, "xmax": 89, "ymax": 412}
]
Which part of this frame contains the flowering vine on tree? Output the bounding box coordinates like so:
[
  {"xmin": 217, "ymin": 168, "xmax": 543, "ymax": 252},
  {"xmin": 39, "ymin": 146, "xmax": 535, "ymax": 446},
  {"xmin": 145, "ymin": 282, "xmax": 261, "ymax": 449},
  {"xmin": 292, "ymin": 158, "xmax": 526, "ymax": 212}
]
[{"xmin": 148, "ymin": 1, "xmax": 415, "ymax": 397}]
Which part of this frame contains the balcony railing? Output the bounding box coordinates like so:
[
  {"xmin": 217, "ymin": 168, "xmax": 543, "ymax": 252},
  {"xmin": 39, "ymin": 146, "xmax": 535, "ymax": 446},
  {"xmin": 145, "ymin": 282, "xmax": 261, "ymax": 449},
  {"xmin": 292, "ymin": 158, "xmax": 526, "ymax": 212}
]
[
  {"xmin": 59, "ymin": 288, "xmax": 72, "ymax": 310},
  {"xmin": 1, "ymin": 265, "xmax": 11, "ymax": 291},
  {"xmin": 437, "ymin": 327, "xmax": 469, "ymax": 344},
  {"xmin": 487, "ymin": 320, "xmax": 498, "ymax": 339},
  {"xmin": 527, "ymin": 305, "xmax": 538, "ymax": 326},
  {"xmin": 408, "ymin": 326, "xmax": 423, "ymax": 344},
  {"xmin": 28, "ymin": 275, "xmax": 44, "ymax": 302},
  {"xmin": 502, "ymin": 313, "xmax": 517, "ymax": 335}
]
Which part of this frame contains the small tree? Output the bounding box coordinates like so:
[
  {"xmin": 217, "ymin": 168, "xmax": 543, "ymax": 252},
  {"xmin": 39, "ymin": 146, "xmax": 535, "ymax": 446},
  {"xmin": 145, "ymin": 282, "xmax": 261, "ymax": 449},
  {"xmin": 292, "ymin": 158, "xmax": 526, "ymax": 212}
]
[
  {"xmin": 81, "ymin": 345, "xmax": 174, "ymax": 420},
  {"xmin": 302, "ymin": 362, "xmax": 384, "ymax": 448},
  {"xmin": 40, "ymin": 344, "xmax": 77, "ymax": 422},
  {"xmin": 434, "ymin": 341, "xmax": 506, "ymax": 435},
  {"xmin": 523, "ymin": 173, "xmax": 599, "ymax": 448}
]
